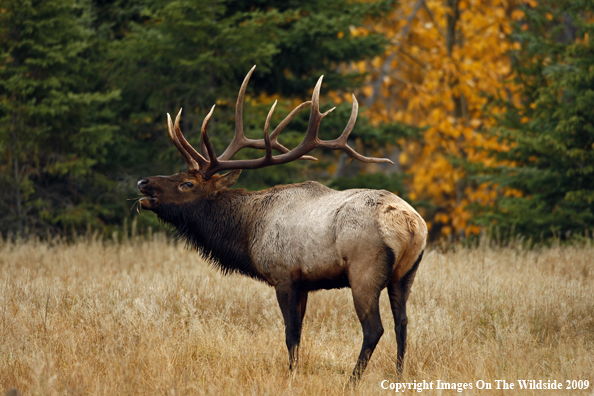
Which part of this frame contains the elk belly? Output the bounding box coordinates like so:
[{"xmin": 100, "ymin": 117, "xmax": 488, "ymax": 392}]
[
  {"xmin": 250, "ymin": 219, "xmax": 344, "ymax": 287},
  {"xmin": 298, "ymin": 259, "xmax": 351, "ymax": 291}
]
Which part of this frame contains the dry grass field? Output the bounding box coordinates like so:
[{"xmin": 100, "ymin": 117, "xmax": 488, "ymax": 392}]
[{"xmin": 1, "ymin": 234, "xmax": 593, "ymax": 395}]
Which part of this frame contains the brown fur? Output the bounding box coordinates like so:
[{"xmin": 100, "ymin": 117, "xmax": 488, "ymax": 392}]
[{"xmin": 138, "ymin": 170, "xmax": 427, "ymax": 381}]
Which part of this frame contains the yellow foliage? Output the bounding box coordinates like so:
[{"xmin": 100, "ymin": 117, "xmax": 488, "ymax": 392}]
[
  {"xmin": 399, "ymin": 152, "xmax": 408, "ymax": 165},
  {"xmin": 512, "ymin": 10, "xmax": 525, "ymax": 20},
  {"xmin": 361, "ymin": 85, "xmax": 374, "ymax": 98},
  {"xmin": 435, "ymin": 213, "xmax": 449, "ymax": 224},
  {"xmin": 355, "ymin": 0, "xmax": 523, "ymax": 238}
]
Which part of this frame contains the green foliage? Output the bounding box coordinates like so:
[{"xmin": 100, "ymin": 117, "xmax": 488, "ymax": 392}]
[
  {"xmin": 107, "ymin": 0, "xmax": 399, "ymax": 183},
  {"xmin": 103, "ymin": 0, "xmax": 404, "ymax": 199},
  {"xmin": 0, "ymin": 0, "xmax": 401, "ymax": 238},
  {"xmin": 475, "ymin": 0, "xmax": 594, "ymax": 240},
  {"xmin": 225, "ymin": 0, "xmax": 396, "ymax": 97},
  {"xmin": 0, "ymin": 0, "xmax": 119, "ymax": 236}
]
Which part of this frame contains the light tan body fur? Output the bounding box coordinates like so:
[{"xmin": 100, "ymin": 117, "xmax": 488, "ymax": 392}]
[{"xmin": 248, "ymin": 181, "xmax": 426, "ymax": 290}]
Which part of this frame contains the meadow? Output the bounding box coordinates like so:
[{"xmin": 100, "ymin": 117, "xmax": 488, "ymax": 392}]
[{"xmin": 1, "ymin": 234, "xmax": 592, "ymax": 395}]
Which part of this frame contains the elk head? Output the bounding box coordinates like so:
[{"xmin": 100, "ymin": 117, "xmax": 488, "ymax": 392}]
[
  {"xmin": 137, "ymin": 170, "xmax": 241, "ymax": 211},
  {"xmin": 137, "ymin": 66, "xmax": 393, "ymax": 211}
]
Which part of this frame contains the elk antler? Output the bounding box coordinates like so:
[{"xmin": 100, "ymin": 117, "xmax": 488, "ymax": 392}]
[
  {"xmin": 167, "ymin": 66, "xmax": 394, "ymax": 179},
  {"xmin": 167, "ymin": 109, "xmax": 208, "ymax": 171}
]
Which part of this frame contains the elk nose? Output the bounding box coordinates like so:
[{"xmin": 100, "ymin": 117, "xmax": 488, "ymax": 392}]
[{"xmin": 137, "ymin": 179, "xmax": 149, "ymax": 191}]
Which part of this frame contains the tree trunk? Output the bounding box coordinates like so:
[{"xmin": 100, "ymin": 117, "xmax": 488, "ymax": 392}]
[
  {"xmin": 11, "ymin": 25, "xmax": 24, "ymax": 236},
  {"xmin": 446, "ymin": 0, "xmax": 464, "ymax": 119},
  {"xmin": 11, "ymin": 106, "xmax": 23, "ymax": 237},
  {"xmin": 446, "ymin": 0, "xmax": 467, "ymax": 239}
]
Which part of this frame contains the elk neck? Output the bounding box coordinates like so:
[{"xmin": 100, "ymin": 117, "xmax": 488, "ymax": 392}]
[{"xmin": 153, "ymin": 187, "xmax": 267, "ymax": 282}]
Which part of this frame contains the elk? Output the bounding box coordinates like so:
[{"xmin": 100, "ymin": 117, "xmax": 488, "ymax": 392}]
[{"xmin": 137, "ymin": 66, "xmax": 427, "ymax": 382}]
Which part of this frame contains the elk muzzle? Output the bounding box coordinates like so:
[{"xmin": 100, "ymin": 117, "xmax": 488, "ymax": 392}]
[{"xmin": 137, "ymin": 178, "xmax": 159, "ymax": 210}]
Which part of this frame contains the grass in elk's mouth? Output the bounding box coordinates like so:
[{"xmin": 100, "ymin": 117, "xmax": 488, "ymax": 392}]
[
  {"xmin": 128, "ymin": 196, "xmax": 145, "ymax": 215},
  {"xmin": 0, "ymin": 236, "xmax": 593, "ymax": 395}
]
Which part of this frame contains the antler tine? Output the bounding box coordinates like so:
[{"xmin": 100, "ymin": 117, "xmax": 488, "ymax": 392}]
[
  {"xmin": 200, "ymin": 134, "xmax": 209, "ymax": 160},
  {"xmin": 269, "ymin": 101, "xmax": 317, "ymax": 161},
  {"xmin": 285, "ymin": 75, "xmax": 335, "ymax": 157},
  {"xmin": 167, "ymin": 109, "xmax": 205, "ymax": 170},
  {"xmin": 167, "ymin": 112, "xmax": 199, "ymax": 170},
  {"xmin": 337, "ymin": 94, "xmax": 359, "ymax": 142},
  {"xmin": 217, "ymin": 67, "xmax": 316, "ymax": 162},
  {"xmin": 173, "ymin": 109, "xmax": 210, "ymax": 170},
  {"xmin": 318, "ymin": 95, "xmax": 394, "ymax": 164},
  {"xmin": 217, "ymin": 65, "xmax": 256, "ymax": 161},
  {"xmin": 304, "ymin": 75, "xmax": 326, "ymax": 143},
  {"xmin": 270, "ymin": 101, "xmax": 310, "ymax": 141},
  {"xmin": 200, "ymin": 105, "xmax": 219, "ymax": 168},
  {"xmin": 263, "ymin": 100, "xmax": 276, "ymax": 161},
  {"xmin": 236, "ymin": 65, "xmax": 256, "ymax": 138},
  {"xmin": 195, "ymin": 69, "xmax": 393, "ymax": 179}
]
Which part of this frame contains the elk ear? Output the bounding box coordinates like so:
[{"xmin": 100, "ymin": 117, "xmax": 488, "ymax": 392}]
[{"xmin": 214, "ymin": 169, "xmax": 242, "ymax": 190}]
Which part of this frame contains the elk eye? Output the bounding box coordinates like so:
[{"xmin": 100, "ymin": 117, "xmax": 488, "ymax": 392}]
[{"xmin": 180, "ymin": 181, "xmax": 195, "ymax": 190}]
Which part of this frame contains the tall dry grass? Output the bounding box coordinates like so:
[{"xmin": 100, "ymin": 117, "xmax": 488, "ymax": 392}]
[{"xmin": 0, "ymin": 235, "xmax": 593, "ymax": 395}]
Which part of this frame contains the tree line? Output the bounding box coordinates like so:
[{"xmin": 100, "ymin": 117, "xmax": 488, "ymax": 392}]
[{"xmin": 1, "ymin": 0, "xmax": 592, "ymax": 242}]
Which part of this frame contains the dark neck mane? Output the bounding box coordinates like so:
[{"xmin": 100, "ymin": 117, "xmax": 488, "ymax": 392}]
[{"xmin": 155, "ymin": 189, "xmax": 266, "ymax": 282}]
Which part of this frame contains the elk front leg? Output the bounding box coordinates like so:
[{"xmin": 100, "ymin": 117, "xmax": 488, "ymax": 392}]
[{"xmin": 276, "ymin": 283, "xmax": 308, "ymax": 372}]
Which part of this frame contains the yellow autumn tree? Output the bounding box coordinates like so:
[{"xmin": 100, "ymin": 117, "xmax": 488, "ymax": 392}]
[{"xmin": 349, "ymin": 0, "xmax": 524, "ymax": 238}]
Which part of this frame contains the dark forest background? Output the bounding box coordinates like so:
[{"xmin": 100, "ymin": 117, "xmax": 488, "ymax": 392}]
[{"xmin": 1, "ymin": 0, "xmax": 593, "ymax": 242}]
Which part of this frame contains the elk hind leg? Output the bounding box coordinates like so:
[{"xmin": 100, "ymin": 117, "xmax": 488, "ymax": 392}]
[
  {"xmin": 276, "ymin": 284, "xmax": 308, "ymax": 372},
  {"xmin": 349, "ymin": 281, "xmax": 384, "ymax": 383},
  {"xmin": 388, "ymin": 250, "xmax": 423, "ymax": 374}
]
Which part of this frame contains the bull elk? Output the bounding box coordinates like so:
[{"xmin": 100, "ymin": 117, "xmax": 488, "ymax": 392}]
[{"xmin": 137, "ymin": 66, "xmax": 427, "ymax": 382}]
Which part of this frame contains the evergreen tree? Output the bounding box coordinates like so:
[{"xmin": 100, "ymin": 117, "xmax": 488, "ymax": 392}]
[
  {"xmin": 106, "ymin": 0, "xmax": 399, "ymax": 192},
  {"xmin": 476, "ymin": 0, "xmax": 594, "ymax": 240},
  {"xmin": 225, "ymin": 0, "xmax": 395, "ymax": 97},
  {"xmin": 0, "ymin": 0, "xmax": 119, "ymax": 236},
  {"xmin": 0, "ymin": 0, "xmax": 401, "ymax": 237}
]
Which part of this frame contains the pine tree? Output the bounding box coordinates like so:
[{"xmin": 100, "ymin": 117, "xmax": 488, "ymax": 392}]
[
  {"xmin": 0, "ymin": 0, "xmax": 400, "ymax": 237},
  {"xmin": 106, "ymin": 0, "xmax": 398, "ymax": 192},
  {"xmin": 0, "ymin": 0, "xmax": 119, "ymax": 236},
  {"xmin": 476, "ymin": 0, "xmax": 594, "ymax": 240}
]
